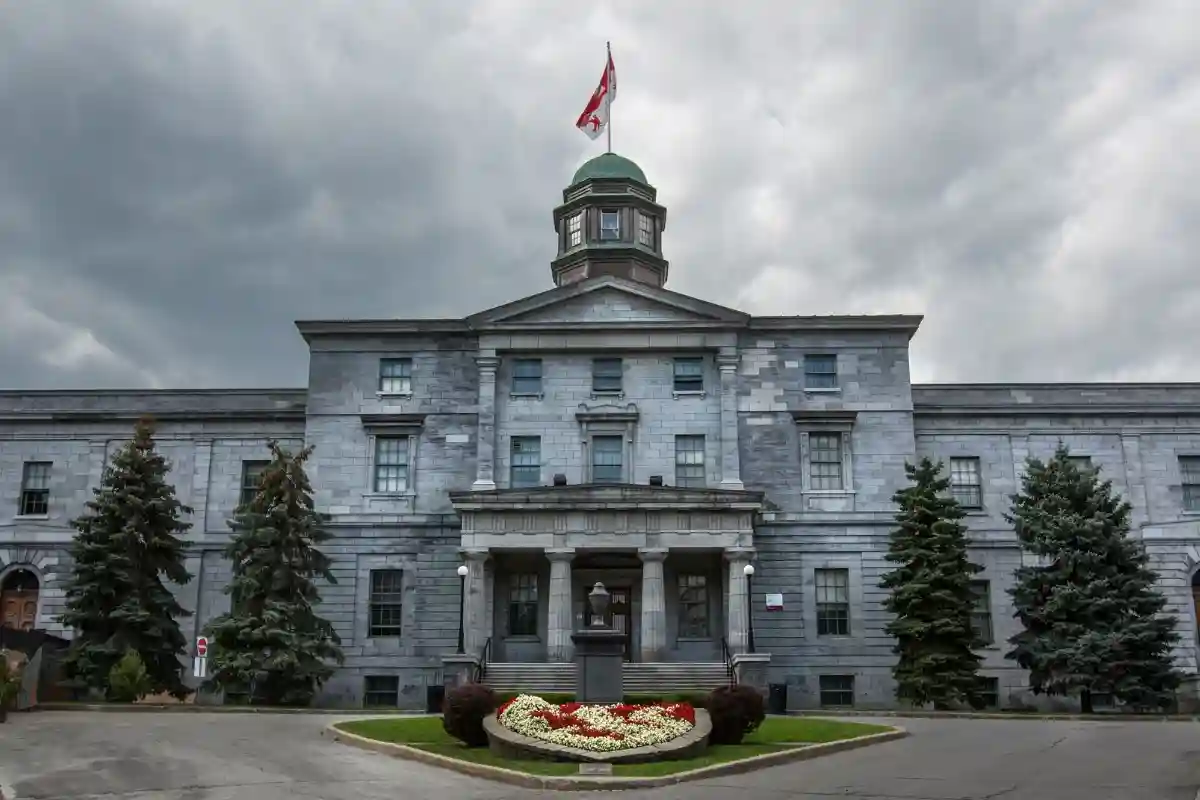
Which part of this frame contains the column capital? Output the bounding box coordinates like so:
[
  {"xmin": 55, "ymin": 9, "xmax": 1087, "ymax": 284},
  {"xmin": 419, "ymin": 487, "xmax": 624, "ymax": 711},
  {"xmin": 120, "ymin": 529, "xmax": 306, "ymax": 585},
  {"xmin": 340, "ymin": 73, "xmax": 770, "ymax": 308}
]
[
  {"xmin": 716, "ymin": 352, "xmax": 739, "ymax": 370},
  {"xmin": 460, "ymin": 548, "xmax": 491, "ymax": 563},
  {"xmin": 637, "ymin": 548, "xmax": 669, "ymax": 563},
  {"xmin": 723, "ymin": 546, "xmax": 756, "ymax": 563},
  {"xmin": 476, "ymin": 356, "xmax": 500, "ymax": 372},
  {"xmin": 545, "ymin": 548, "xmax": 576, "ymax": 563}
]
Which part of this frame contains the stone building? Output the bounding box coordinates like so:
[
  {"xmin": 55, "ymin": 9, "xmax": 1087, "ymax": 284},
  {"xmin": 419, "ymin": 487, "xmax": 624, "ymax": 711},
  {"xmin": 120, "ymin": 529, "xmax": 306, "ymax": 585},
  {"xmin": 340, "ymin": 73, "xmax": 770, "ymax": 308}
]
[{"xmin": 3, "ymin": 152, "xmax": 1200, "ymax": 710}]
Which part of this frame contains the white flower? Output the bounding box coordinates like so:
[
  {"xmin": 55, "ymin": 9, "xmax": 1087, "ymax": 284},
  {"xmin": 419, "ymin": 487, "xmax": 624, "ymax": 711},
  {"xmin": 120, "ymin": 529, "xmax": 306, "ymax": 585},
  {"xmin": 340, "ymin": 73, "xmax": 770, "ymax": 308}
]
[{"xmin": 497, "ymin": 694, "xmax": 696, "ymax": 752}]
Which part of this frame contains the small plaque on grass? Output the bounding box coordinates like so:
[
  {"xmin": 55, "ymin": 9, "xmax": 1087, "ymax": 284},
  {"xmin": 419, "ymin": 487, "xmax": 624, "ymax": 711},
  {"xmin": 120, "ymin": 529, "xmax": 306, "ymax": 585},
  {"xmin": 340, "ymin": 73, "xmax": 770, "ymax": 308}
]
[{"xmin": 579, "ymin": 762, "xmax": 614, "ymax": 776}]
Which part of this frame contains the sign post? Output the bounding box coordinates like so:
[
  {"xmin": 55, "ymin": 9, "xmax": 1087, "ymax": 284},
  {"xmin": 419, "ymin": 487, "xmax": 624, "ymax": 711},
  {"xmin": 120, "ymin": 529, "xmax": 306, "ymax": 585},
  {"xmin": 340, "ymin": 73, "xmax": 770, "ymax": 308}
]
[{"xmin": 193, "ymin": 636, "xmax": 208, "ymax": 679}]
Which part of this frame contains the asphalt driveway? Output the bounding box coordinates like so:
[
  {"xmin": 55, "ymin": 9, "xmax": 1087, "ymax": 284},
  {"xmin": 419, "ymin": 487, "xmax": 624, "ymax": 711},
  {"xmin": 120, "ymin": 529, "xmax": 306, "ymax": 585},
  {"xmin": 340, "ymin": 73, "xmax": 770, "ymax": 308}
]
[{"xmin": 2, "ymin": 711, "xmax": 1200, "ymax": 799}]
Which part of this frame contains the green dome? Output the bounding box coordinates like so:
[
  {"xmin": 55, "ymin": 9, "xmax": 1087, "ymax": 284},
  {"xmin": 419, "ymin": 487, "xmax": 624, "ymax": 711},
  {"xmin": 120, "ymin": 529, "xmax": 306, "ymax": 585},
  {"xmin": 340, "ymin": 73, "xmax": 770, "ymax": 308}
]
[{"xmin": 570, "ymin": 153, "xmax": 648, "ymax": 186}]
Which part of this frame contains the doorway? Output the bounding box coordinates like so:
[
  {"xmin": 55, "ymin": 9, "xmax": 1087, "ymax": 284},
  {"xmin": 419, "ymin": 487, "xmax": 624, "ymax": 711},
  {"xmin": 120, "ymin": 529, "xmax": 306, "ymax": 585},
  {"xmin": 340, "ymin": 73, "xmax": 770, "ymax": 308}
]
[
  {"xmin": 584, "ymin": 586, "xmax": 633, "ymax": 662},
  {"xmin": 1, "ymin": 568, "xmax": 40, "ymax": 631}
]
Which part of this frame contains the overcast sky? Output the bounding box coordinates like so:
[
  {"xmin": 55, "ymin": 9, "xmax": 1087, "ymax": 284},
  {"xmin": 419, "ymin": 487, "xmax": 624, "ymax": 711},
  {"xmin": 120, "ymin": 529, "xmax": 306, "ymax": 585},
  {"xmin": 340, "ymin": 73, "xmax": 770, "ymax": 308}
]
[{"xmin": 2, "ymin": 1, "xmax": 1198, "ymax": 390}]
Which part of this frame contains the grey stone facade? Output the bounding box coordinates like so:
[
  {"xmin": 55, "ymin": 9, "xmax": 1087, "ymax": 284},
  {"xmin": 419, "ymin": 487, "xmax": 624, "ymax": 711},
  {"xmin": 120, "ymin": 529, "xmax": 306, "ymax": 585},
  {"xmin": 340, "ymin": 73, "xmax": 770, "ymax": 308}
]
[{"xmin": 5, "ymin": 157, "xmax": 1200, "ymax": 712}]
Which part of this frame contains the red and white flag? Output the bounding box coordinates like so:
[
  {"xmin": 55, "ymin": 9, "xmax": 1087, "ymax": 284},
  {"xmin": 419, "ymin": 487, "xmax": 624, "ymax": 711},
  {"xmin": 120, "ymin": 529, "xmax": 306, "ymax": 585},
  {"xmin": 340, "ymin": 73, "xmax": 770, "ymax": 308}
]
[{"xmin": 575, "ymin": 49, "xmax": 617, "ymax": 140}]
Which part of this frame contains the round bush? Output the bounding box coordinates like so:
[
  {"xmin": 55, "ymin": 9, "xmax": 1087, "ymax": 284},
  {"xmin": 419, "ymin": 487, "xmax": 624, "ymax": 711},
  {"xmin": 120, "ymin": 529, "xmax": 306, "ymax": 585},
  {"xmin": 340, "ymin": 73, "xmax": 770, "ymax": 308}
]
[
  {"xmin": 442, "ymin": 683, "xmax": 498, "ymax": 747},
  {"xmin": 706, "ymin": 684, "xmax": 765, "ymax": 745}
]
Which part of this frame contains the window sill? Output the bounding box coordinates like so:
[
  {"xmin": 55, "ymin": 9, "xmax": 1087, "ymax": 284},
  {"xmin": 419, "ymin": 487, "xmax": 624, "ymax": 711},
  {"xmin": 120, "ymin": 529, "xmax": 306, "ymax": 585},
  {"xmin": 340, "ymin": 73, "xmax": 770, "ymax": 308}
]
[
  {"xmin": 801, "ymin": 489, "xmax": 856, "ymax": 496},
  {"xmin": 366, "ymin": 634, "xmax": 403, "ymax": 641},
  {"xmin": 591, "ymin": 391, "xmax": 625, "ymax": 401},
  {"xmin": 963, "ymin": 509, "xmax": 989, "ymax": 516},
  {"xmin": 363, "ymin": 492, "xmax": 415, "ymax": 500},
  {"xmin": 1182, "ymin": 511, "xmax": 1200, "ymax": 516},
  {"xmin": 376, "ymin": 391, "xmax": 413, "ymax": 399},
  {"xmin": 509, "ymin": 393, "xmax": 545, "ymax": 400},
  {"xmin": 14, "ymin": 514, "xmax": 50, "ymax": 521},
  {"xmin": 672, "ymin": 390, "xmax": 707, "ymax": 400},
  {"xmin": 803, "ymin": 387, "xmax": 841, "ymax": 394}
]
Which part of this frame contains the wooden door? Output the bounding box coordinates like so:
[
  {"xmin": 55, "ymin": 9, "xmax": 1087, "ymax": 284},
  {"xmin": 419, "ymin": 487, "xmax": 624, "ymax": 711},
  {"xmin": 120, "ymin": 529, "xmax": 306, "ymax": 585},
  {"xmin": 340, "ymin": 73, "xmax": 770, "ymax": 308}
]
[{"xmin": 1, "ymin": 590, "xmax": 38, "ymax": 630}]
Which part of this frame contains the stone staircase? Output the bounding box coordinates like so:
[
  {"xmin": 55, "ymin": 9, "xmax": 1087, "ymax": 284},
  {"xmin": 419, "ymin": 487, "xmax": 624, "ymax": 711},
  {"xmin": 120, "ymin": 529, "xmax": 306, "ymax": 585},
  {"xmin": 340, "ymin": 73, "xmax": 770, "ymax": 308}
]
[{"xmin": 482, "ymin": 661, "xmax": 731, "ymax": 696}]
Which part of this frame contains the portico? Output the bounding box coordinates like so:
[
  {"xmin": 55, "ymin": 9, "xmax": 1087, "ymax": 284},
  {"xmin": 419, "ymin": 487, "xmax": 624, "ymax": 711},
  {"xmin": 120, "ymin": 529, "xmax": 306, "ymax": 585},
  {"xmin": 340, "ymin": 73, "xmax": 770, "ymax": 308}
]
[{"xmin": 448, "ymin": 484, "xmax": 764, "ymax": 665}]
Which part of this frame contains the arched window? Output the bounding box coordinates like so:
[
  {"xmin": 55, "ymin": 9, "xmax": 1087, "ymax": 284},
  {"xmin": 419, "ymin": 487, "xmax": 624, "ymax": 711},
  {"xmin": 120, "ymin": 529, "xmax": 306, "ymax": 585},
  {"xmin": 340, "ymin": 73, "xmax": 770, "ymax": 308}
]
[{"xmin": 0, "ymin": 568, "xmax": 40, "ymax": 631}]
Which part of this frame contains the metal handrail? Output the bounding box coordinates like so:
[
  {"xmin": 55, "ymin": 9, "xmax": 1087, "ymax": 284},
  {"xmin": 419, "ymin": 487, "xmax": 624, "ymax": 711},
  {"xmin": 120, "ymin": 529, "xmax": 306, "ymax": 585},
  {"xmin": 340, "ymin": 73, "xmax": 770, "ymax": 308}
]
[
  {"xmin": 472, "ymin": 637, "xmax": 492, "ymax": 683},
  {"xmin": 720, "ymin": 637, "xmax": 736, "ymax": 685}
]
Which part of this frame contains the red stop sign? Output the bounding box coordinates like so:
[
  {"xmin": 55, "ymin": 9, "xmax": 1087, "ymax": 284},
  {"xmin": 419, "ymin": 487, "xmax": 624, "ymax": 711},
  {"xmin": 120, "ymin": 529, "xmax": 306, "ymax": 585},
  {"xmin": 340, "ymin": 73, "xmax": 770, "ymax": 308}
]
[{"xmin": 196, "ymin": 636, "xmax": 208, "ymax": 656}]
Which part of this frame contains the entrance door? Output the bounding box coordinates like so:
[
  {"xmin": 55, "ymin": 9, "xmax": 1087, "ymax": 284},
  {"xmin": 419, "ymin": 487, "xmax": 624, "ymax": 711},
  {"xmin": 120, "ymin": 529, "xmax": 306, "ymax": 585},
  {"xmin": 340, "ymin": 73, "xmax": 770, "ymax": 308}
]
[
  {"xmin": 584, "ymin": 586, "xmax": 634, "ymax": 662},
  {"xmin": 1, "ymin": 569, "xmax": 39, "ymax": 631}
]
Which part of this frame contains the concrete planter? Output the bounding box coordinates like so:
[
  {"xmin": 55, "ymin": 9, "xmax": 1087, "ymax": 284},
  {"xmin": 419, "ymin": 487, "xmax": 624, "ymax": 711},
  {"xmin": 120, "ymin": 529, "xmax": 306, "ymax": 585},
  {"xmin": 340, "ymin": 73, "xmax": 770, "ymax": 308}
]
[{"xmin": 483, "ymin": 708, "xmax": 712, "ymax": 764}]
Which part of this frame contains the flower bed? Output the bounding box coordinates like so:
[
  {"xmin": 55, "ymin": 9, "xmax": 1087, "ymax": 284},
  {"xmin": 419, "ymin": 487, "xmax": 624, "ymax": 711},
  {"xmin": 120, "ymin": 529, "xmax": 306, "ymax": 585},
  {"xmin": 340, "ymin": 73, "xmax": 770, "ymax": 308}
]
[{"xmin": 497, "ymin": 694, "xmax": 696, "ymax": 753}]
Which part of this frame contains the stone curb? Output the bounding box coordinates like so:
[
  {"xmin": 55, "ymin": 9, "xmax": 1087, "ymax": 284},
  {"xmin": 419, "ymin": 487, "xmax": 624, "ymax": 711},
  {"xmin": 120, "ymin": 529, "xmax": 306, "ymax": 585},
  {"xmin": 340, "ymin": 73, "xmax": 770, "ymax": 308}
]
[
  {"xmin": 789, "ymin": 709, "xmax": 1200, "ymax": 723},
  {"xmin": 323, "ymin": 721, "xmax": 909, "ymax": 791}
]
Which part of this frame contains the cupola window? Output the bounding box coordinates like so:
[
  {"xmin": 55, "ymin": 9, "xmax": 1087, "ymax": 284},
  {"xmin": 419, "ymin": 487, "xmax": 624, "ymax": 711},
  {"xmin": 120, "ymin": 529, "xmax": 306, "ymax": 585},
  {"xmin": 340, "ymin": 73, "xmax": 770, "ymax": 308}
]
[
  {"xmin": 637, "ymin": 213, "xmax": 655, "ymax": 247},
  {"xmin": 599, "ymin": 210, "xmax": 621, "ymax": 241},
  {"xmin": 566, "ymin": 213, "xmax": 583, "ymax": 248}
]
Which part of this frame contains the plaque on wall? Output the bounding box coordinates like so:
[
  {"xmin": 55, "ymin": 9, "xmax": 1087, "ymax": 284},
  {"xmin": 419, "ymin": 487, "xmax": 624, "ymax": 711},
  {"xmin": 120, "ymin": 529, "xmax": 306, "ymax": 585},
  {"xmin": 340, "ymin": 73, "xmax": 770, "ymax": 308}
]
[{"xmin": 765, "ymin": 593, "xmax": 783, "ymax": 611}]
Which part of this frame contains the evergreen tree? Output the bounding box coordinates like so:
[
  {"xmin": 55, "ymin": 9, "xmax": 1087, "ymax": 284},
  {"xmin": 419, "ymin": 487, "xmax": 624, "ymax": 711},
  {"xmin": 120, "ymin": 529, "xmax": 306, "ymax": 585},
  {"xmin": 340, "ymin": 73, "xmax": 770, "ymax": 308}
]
[
  {"xmin": 60, "ymin": 417, "xmax": 194, "ymax": 699},
  {"xmin": 880, "ymin": 458, "xmax": 984, "ymax": 709},
  {"xmin": 1007, "ymin": 444, "xmax": 1180, "ymax": 712},
  {"xmin": 204, "ymin": 442, "xmax": 343, "ymax": 706}
]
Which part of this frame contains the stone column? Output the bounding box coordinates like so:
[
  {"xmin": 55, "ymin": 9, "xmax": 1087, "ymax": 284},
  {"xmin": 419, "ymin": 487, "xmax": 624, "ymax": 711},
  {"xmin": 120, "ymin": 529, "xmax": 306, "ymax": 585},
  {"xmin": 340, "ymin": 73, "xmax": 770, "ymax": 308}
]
[
  {"xmin": 717, "ymin": 349, "xmax": 744, "ymax": 489},
  {"xmin": 724, "ymin": 548, "xmax": 753, "ymax": 654},
  {"xmin": 638, "ymin": 548, "xmax": 668, "ymax": 662},
  {"xmin": 472, "ymin": 355, "xmax": 500, "ymax": 490},
  {"xmin": 546, "ymin": 548, "xmax": 576, "ymax": 662},
  {"xmin": 462, "ymin": 548, "xmax": 490, "ymax": 656}
]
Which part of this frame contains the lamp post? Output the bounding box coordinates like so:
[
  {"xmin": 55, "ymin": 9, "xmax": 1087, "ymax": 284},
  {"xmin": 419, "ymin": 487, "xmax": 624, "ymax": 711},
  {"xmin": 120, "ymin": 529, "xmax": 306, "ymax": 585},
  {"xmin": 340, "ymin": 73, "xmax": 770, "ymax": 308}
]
[
  {"xmin": 743, "ymin": 563, "xmax": 756, "ymax": 654},
  {"xmin": 456, "ymin": 564, "xmax": 469, "ymax": 654}
]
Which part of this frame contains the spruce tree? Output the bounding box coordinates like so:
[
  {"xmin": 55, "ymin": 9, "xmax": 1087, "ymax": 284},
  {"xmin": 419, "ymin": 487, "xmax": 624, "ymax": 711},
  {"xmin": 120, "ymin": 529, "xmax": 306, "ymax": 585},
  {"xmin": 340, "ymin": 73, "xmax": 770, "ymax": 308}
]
[
  {"xmin": 1007, "ymin": 445, "xmax": 1180, "ymax": 712},
  {"xmin": 880, "ymin": 458, "xmax": 984, "ymax": 709},
  {"xmin": 60, "ymin": 416, "xmax": 194, "ymax": 699},
  {"xmin": 204, "ymin": 442, "xmax": 343, "ymax": 706}
]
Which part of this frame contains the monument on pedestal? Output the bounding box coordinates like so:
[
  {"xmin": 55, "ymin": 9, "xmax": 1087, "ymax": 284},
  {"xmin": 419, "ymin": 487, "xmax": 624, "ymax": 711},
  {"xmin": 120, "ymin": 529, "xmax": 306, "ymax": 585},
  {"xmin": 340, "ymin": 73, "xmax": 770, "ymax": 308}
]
[{"xmin": 571, "ymin": 582, "xmax": 626, "ymax": 703}]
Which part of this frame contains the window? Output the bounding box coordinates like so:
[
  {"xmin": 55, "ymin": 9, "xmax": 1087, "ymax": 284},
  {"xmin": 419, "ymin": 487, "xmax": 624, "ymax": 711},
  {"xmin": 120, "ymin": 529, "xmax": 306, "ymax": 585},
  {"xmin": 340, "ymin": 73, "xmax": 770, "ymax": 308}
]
[
  {"xmin": 512, "ymin": 358, "xmax": 543, "ymax": 395},
  {"xmin": 637, "ymin": 213, "xmax": 655, "ymax": 247},
  {"xmin": 599, "ymin": 210, "xmax": 620, "ymax": 240},
  {"xmin": 18, "ymin": 462, "xmax": 50, "ymax": 516},
  {"xmin": 815, "ymin": 568, "xmax": 850, "ymax": 636},
  {"xmin": 592, "ymin": 358, "xmax": 623, "ymax": 394},
  {"xmin": 673, "ymin": 357, "xmax": 704, "ymax": 393},
  {"xmin": 373, "ymin": 437, "xmax": 410, "ymax": 493},
  {"xmin": 819, "ymin": 675, "xmax": 855, "ymax": 707},
  {"xmin": 510, "ymin": 437, "xmax": 541, "ymax": 488},
  {"xmin": 239, "ymin": 460, "xmax": 270, "ymax": 507},
  {"xmin": 363, "ymin": 676, "xmax": 399, "ymax": 708},
  {"xmin": 509, "ymin": 573, "xmax": 538, "ymax": 636},
  {"xmin": 804, "ymin": 354, "xmax": 838, "ymax": 389},
  {"xmin": 970, "ymin": 581, "xmax": 993, "ymax": 645},
  {"xmin": 675, "ymin": 435, "xmax": 706, "ymax": 488},
  {"xmin": 1067, "ymin": 455, "xmax": 1092, "ymax": 471},
  {"xmin": 567, "ymin": 213, "xmax": 583, "ymax": 248},
  {"xmin": 678, "ymin": 574, "xmax": 709, "ymax": 637},
  {"xmin": 379, "ymin": 358, "xmax": 412, "ymax": 394},
  {"xmin": 368, "ymin": 570, "xmax": 404, "ymax": 637},
  {"xmin": 977, "ymin": 677, "xmax": 999, "ymax": 709},
  {"xmin": 950, "ymin": 457, "xmax": 983, "ymax": 509},
  {"xmin": 809, "ymin": 433, "xmax": 844, "ymax": 490},
  {"xmin": 1182, "ymin": 457, "xmax": 1200, "ymax": 512},
  {"xmin": 592, "ymin": 436, "xmax": 623, "ymax": 484}
]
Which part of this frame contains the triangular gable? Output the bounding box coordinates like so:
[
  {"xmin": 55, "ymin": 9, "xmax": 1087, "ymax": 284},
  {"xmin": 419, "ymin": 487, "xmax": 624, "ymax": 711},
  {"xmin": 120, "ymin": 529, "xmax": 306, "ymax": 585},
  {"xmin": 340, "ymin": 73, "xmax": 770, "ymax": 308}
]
[{"xmin": 467, "ymin": 275, "xmax": 749, "ymax": 328}]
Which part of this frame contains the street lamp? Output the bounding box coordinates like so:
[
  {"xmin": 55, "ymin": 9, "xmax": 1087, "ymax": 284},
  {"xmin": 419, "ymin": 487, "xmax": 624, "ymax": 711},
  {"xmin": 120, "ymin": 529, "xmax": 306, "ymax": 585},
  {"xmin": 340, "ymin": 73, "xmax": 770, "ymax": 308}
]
[
  {"xmin": 456, "ymin": 564, "xmax": 469, "ymax": 654},
  {"xmin": 743, "ymin": 563, "xmax": 756, "ymax": 654}
]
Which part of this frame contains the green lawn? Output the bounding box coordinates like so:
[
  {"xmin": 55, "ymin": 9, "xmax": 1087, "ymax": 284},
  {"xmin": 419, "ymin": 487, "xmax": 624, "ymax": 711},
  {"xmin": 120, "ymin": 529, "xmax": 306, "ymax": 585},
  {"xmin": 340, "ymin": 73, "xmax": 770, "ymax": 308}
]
[{"xmin": 335, "ymin": 715, "xmax": 891, "ymax": 778}]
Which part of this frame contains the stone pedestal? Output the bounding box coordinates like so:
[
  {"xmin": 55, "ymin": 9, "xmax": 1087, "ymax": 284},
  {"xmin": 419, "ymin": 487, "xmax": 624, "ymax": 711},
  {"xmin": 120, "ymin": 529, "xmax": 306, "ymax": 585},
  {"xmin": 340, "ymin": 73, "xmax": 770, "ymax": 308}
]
[
  {"xmin": 571, "ymin": 628, "xmax": 626, "ymax": 704},
  {"xmin": 442, "ymin": 654, "xmax": 481, "ymax": 692},
  {"xmin": 731, "ymin": 652, "xmax": 771, "ymax": 693}
]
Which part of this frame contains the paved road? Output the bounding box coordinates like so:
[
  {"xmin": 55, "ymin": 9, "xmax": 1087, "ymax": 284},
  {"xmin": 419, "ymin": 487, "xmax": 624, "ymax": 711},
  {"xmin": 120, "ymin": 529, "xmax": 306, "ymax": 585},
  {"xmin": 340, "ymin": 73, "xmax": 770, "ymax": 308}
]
[{"xmin": 2, "ymin": 712, "xmax": 1200, "ymax": 799}]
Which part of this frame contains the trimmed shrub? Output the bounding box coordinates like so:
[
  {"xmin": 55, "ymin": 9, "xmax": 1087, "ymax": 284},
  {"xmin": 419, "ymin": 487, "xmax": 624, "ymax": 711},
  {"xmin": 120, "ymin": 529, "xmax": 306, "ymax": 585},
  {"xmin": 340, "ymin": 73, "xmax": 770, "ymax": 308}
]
[
  {"xmin": 107, "ymin": 650, "xmax": 152, "ymax": 703},
  {"xmin": 706, "ymin": 684, "xmax": 765, "ymax": 745},
  {"xmin": 442, "ymin": 682, "xmax": 497, "ymax": 747}
]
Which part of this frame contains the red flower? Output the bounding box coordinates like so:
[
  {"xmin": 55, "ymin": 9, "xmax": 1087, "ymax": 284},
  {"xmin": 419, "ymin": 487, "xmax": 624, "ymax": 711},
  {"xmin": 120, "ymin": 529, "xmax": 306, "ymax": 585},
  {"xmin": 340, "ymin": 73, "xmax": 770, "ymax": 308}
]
[{"xmin": 496, "ymin": 698, "xmax": 516, "ymax": 718}]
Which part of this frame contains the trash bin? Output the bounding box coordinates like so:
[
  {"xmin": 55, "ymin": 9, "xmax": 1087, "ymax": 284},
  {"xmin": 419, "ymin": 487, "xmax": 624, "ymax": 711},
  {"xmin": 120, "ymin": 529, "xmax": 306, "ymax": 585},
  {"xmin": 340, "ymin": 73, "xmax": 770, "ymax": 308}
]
[
  {"xmin": 768, "ymin": 683, "xmax": 788, "ymax": 715},
  {"xmin": 426, "ymin": 684, "xmax": 445, "ymax": 713}
]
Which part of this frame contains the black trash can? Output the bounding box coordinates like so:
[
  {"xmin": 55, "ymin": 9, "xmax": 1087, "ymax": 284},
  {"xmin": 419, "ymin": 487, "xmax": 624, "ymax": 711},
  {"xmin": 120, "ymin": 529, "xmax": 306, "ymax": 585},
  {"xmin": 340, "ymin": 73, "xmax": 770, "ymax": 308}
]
[
  {"xmin": 768, "ymin": 683, "xmax": 788, "ymax": 715},
  {"xmin": 426, "ymin": 684, "xmax": 445, "ymax": 713}
]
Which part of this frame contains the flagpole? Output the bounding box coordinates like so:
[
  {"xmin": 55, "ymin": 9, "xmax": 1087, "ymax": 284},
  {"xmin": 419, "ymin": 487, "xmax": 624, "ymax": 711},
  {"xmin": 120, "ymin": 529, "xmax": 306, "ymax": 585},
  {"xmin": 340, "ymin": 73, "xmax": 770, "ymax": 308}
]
[{"xmin": 606, "ymin": 41, "xmax": 613, "ymax": 154}]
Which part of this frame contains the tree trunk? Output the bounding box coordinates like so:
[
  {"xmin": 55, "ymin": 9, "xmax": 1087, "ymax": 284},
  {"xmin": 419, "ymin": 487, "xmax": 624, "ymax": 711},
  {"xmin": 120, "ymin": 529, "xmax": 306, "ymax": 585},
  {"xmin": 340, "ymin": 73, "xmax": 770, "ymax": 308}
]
[{"xmin": 1080, "ymin": 689, "xmax": 1094, "ymax": 714}]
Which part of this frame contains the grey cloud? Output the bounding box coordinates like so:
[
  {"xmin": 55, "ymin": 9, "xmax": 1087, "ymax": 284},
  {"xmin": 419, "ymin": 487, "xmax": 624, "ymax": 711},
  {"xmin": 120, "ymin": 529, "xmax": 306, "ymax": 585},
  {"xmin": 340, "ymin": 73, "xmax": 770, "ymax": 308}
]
[{"xmin": 1, "ymin": 1, "xmax": 1198, "ymax": 388}]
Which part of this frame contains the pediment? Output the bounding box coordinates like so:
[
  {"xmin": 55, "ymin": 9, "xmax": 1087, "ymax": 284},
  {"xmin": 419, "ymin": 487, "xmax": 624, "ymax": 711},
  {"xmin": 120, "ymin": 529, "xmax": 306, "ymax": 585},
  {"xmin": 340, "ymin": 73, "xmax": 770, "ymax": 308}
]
[{"xmin": 467, "ymin": 276, "xmax": 749, "ymax": 329}]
